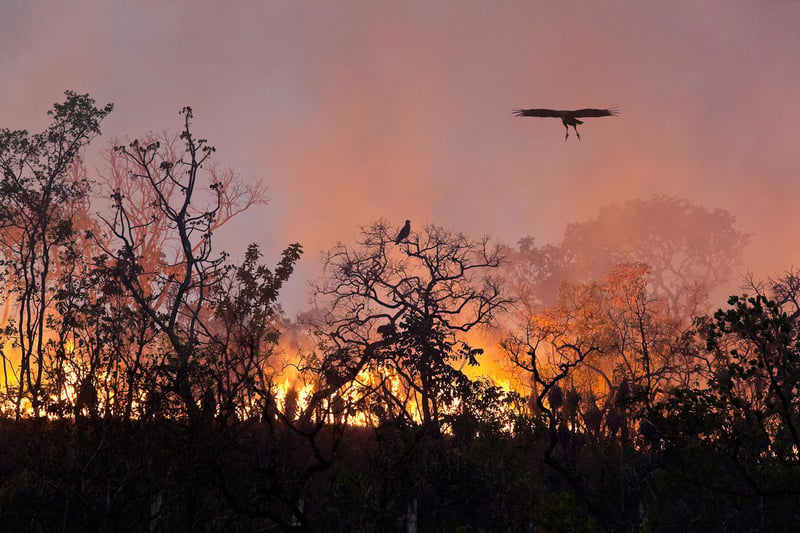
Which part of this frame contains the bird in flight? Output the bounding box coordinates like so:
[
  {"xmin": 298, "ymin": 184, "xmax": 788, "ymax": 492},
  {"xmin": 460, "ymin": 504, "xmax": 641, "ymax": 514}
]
[
  {"xmin": 395, "ymin": 220, "xmax": 411, "ymax": 244},
  {"xmin": 513, "ymin": 106, "xmax": 619, "ymax": 141}
]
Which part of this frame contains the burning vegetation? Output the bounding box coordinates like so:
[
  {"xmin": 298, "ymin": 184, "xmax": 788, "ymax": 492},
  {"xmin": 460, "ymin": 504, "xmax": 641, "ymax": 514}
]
[{"xmin": 0, "ymin": 93, "xmax": 798, "ymax": 531}]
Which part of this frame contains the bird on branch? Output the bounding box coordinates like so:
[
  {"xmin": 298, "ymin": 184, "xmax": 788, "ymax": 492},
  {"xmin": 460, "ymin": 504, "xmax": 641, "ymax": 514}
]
[
  {"xmin": 395, "ymin": 219, "xmax": 411, "ymax": 244},
  {"xmin": 513, "ymin": 106, "xmax": 619, "ymax": 141}
]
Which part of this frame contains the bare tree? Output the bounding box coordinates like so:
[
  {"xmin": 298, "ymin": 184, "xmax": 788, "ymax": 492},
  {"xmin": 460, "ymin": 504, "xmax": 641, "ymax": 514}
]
[
  {"xmin": 96, "ymin": 106, "xmax": 260, "ymax": 423},
  {"xmin": 89, "ymin": 128, "xmax": 269, "ymax": 421},
  {"xmin": 306, "ymin": 220, "xmax": 510, "ymax": 436}
]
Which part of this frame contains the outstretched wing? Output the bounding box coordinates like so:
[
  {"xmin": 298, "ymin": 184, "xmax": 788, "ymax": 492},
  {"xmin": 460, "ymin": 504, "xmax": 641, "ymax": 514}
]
[
  {"xmin": 571, "ymin": 106, "xmax": 619, "ymax": 118},
  {"xmin": 513, "ymin": 108, "xmax": 563, "ymax": 118}
]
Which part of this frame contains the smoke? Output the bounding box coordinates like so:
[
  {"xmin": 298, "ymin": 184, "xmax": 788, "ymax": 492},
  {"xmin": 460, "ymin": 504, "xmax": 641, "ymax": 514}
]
[{"xmin": 1, "ymin": 1, "xmax": 799, "ymax": 315}]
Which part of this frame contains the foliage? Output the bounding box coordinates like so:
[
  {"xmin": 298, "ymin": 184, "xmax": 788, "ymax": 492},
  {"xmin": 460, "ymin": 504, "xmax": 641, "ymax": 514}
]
[
  {"xmin": 0, "ymin": 91, "xmax": 113, "ymax": 417},
  {"xmin": 652, "ymin": 280, "xmax": 800, "ymax": 528},
  {"xmin": 3, "ymin": 93, "xmax": 798, "ymax": 531},
  {"xmin": 208, "ymin": 242, "xmax": 303, "ymax": 422}
]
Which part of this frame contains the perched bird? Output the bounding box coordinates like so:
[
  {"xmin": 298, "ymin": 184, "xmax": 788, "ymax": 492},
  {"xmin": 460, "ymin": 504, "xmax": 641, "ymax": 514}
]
[
  {"xmin": 513, "ymin": 106, "xmax": 619, "ymax": 141},
  {"xmin": 395, "ymin": 219, "xmax": 411, "ymax": 244}
]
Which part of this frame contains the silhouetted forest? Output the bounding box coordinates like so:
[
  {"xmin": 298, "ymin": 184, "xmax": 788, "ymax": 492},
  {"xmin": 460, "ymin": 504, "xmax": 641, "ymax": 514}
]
[{"xmin": 1, "ymin": 93, "xmax": 798, "ymax": 532}]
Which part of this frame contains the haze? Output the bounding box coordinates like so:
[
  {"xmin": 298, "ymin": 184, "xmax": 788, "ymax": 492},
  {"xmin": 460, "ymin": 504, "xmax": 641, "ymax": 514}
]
[{"xmin": 2, "ymin": 0, "xmax": 799, "ymax": 314}]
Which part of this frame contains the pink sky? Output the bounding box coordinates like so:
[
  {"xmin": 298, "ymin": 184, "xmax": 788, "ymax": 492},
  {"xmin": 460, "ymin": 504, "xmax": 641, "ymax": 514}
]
[{"xmin": 2, "ymin": 1, "xmax": 799, "ymax": 314}]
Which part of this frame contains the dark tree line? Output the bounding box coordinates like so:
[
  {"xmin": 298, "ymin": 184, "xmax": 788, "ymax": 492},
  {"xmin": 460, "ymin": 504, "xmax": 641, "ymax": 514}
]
[{"xmin": 0, "ymin": 92, "xmax": 796, "ymax": 532}]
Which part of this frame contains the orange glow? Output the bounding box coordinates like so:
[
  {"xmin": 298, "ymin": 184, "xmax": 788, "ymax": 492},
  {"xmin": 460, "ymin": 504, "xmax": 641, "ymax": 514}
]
[{"xmin": 2, "ymin": 2, "xmax": 799, "ymax": 434}]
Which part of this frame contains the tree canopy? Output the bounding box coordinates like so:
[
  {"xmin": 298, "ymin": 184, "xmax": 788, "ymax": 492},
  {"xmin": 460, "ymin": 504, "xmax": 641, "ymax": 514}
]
[{"xmin": 3, "ymin": 93, "xmax": 795, "ymax": 532}]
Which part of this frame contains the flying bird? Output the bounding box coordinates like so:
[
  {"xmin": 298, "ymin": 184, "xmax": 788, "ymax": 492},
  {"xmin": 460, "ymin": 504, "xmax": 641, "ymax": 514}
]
[
  {"xmin": 513, "ymin": 106, "xmax": 619, "ymax": 141},
  {"xmin": 395, "ymin": 220, "xmax": 411, "ymax": 244}
]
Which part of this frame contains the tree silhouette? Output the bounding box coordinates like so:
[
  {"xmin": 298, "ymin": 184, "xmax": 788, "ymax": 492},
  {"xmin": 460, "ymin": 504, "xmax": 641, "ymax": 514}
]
[
  {"xmin": 0, "ymin": 91, "xmax": 113, "ymax": 417},
  {"xmin": 503, "ymin": 262, "xmax": 694, "ymax": 528},
  {"xmin": 209, "ymin": 242, "xmax": 302, "ymax": 423},
  {"xmin": 561, "ymin": 195, "xmax": 748, "ymax": 322},
  {"xmin": 96, "ymin": 107, "xmax": 261, "ymax": 423},
  {"xmin": 308, "ymin": 220, "xmax": 509, "ymax": 435},
  {"xmin": 653, "ymin": 274, "xmax": 800, "ymax": 528}
]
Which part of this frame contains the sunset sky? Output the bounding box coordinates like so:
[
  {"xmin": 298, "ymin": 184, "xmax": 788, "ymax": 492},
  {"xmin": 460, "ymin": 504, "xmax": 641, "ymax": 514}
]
[{"xmin": 2, "ymin": 1, "xmax": 799, "ymax": 315}]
